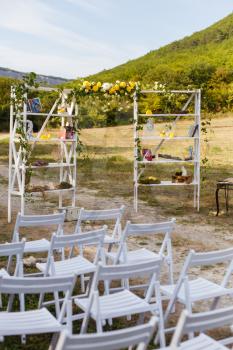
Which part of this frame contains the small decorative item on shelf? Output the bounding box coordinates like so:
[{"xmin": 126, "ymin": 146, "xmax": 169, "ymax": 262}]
[
  {"xmin": 27, "ymin": 98, "xmax": 42, "ymax": 113},
  {"xmin": 59, "ymin": 127, "xmax": 66, "ymax": 140},
  {"xmin": 65, "ymin": 122, "xmax": 75, "ymax": 139},
  {"xmin": 188, "ymin": 124, "xmax": 198, "ymax": 137},
  {"xmin": 145, "ymin": 118, "xmax": 154, "ymax": 132},
  {"xmin": 57, "ymin": 105, "xmax": 66, "ymax": 114},
  {"xmin": 66, "ymin": 105, "xmax": 73, "ymax": 115},
  {"xmin": 181, "ymin": 166, "xmax": 187, "ymax": 176},
  {"xmin": 55, "ymin": 182, "xmax": 73, "ymax": 189},
  {"xmin": 172, "ymin": 167, "xmax": 192, "ymax": 184},
  {"xmin": 142, "ymin": 148, "xmax": 153, "ymax": 161},
  {"xmin": 40, "ymin": 133, "xmax": 51, "ymax": 140},
  {"xmin": 139, "ymin": 176, "xmax": 161, "ymax": 184},
  {"xmin": 185, "ymin": 146, "xmax": 194, "ymax": 161},
  {"xmin": 26, "ymin": 185, "xmax": 50, "ymax": 193},
  {"xmin": 159, "ymin": 123, "xmax": 174, "ymax": 138},
  {"xmin": 57, "ymin": 104, "xmax": 66, "ymax": 114},
  {"xmin": 158, "ymin": 153, "xmax": 182, "ymax": 161},
  {"xmin": 32, "ymin": 160, "xmax": 49, "ymax": 167}
]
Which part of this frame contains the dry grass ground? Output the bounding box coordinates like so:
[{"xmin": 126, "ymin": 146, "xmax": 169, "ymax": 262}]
[{"xmin": 0, "ymin": 115, "xmax": 233, "ymax": 348}]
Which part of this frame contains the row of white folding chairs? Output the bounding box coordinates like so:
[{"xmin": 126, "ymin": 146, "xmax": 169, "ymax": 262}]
[
  {"xmin": 11, "ymin": 207, "xmax": 125, "ymax": 254},
  {"xmin": 0, "ymin": 262, "xmax": 162, "ymax": 347},
  {"xmin": 0, "ymin": 230, "xmax": 166, "ymax": 346},
  {"xmin": 11, "ymin": 211, "xmax": 176, "ymax": 283},
  {"xmin": 4, "ymin": 221, "xmax": 233, "ymax": 348},
  {"xmin": 57, "ymin": 306, "xmax": 233, "ymax": 350},
  {"xmin": 0, "ymin": 269, "xmax": 157, "ymax": 350},
  {"xmin": 0, "ymin": 267, "xmax": 233, "ymax": 350},
  {"xmin": 4, "ymin": 233, "xmax": 233, "ymax": 348}
]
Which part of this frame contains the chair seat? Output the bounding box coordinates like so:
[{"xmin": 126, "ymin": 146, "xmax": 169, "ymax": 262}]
[
  {"xmin": 159, "ymin": 333, "xmax": 228, "ymax": 350},
  {"xmin": 160, "ymin": 277, "xmax": 230, "ymax": 303},
  {"xmin": 107, "ymin": 248, "xmax": 159, "ymax": 263},
  {"xmin": 0, "ymin": 308, "xmax": 62, "ymax": 336},
  {"xmin": 24, "ymin": 239, "xmax": 50, "ymax": 253},
  {"xmin": 75, "ymin": 290, "xmax": 153, "ymax": 319},
  {"xmin": 36, "ymin": 256, "xmax": 96, "ymax": 276},
  {"xmin": 0, "ymin": 269, "xmax": 9, "ymax": 278}
]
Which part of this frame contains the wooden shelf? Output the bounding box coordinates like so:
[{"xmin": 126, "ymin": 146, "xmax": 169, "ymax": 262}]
[
  {"xmin": 19, "ymin": 112, "xmax": 75, "ymax": 117},
  {"xmin": 10, "ymin": 187, "xmax": 75, "ymax": 196},
  {"xmin": 138, "ymin": 181, "xmax": 198, "ymax": 187},
  {"xmin": 13, "ymin": 163, "xmax": 75, "ymax": 169},
  {"xmin": 13, "ymin": 138, "xmax": 76, "ymax": 143},
  {"xmin": 138, "ymin": 159, "xmax": 198, "ymax": 164},
  {"xmin": 139, "ymin": 136, "xmax": 198, "ymax": 140},
  {"xmin": 138, "ymin": 113, "xmax": 197, "ymax": 117}
]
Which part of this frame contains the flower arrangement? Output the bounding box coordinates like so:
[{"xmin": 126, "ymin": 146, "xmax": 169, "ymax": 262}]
[{"xmin": 72, "ymin": 80, "xmax": 139, "ymax": 99}]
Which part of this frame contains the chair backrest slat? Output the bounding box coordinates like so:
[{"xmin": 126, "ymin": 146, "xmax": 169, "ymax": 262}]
[
  {"xmin": 15, "ymin": 212, "xmax": 65, "ymax": 227},
  {"xmin": 97, "ymin": 260, "xmax": 162, "ymax": 281},
  {"xmin": 189, "ymin": 248, "xmax": 233, "ymax": 267},
  {"xmin": 0, "ymin": 240, "xmax": 25, "ymax": 257},
  {"xmin": 75, "ymin": 206, "xmax": 125, "ymax": 238},
  {"xmin": 183, "ymin": 306, "xmax": 233, "ymax": 334},
  {"xmin": 124, "ymin": 219, "xmax": 175, "ymax": 238},
  {"xmin": 55, "ymin": 316, "xmax": 157, "ymax": 350},
  {"xmin": 78, "ymin": 206, "xmax": 125, "ymax": 221},
  {"xmin": 0, "ymin": 275, "xmax": 75, "ymax": 294},
  {"xmin": 51, "ymin": 228, "xmax": 106, "ymax": 250}
]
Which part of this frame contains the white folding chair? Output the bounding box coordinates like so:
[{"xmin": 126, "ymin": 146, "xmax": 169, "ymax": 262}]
[
  {"xmin": 160, "ymin": 306, "xmax": 233, "ymax": 349},
  {"xmin": 75, "ymin": 206, "xmax": 125, "ymax": 245},
  {"xmin": 107, "ymin": 219, "xmax": 175, "ymax": 284},
  {"xmin": 12, "ymin": 212, "xmax": 65, "ymax": 254},
  {"xmin": 0, "ymin": 275, "xmax": 76, "ymax": 345},
  {"xmin": 36, "ymin": 228, "xmax": 106, "ymax": 281},
  {"xmin": 161, "ymin": 247, "xmax": 233, "ymax": 332},
  {"xmin": 55, "ymin": 316, "xmax": 157, "ymax": 350},
  {"xmin": 75, "ymin": 259, "xmax": 166, "ymax": 347}
]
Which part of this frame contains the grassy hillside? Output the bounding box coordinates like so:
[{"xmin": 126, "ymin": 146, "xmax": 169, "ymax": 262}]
[
  {"xmin": 69, "ymin": 13, "xmax": 233, "ymax": 115},
  {"xmin": 86, "ymin": 13, "xmax": 233, "ymax": 84}
]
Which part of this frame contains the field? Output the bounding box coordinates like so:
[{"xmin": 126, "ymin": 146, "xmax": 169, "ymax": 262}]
[{"xmin": 1, "ymin": 115, "xmax": 233, "ymax": 348}]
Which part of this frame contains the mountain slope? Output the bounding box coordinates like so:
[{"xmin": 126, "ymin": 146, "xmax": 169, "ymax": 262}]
[
  {"xmin": 83, "ymin": 13, "xmax": 233, "ymax": 86},
  {"xmin": 0, "ymin": 67, "xmax": 69, "ymax": 86}
]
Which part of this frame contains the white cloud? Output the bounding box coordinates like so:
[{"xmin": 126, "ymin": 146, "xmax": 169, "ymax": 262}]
[
  {"xmin": 0, "ymin": 44, "xmax": 126, "ymax": 78},
  {"xmin": 0, "ymin": 0, "xmax": 147, "ymax": 77}
]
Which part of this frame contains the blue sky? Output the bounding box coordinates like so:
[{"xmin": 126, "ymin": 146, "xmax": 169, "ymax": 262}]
[{"xmin": 0, "ymin": 0, "xmax": 232, "ymax": 78}]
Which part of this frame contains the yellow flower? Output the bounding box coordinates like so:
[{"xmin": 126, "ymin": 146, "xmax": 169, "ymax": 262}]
[
  {"xmin": 169, "ymin": 132, "xmax": 174, "ymax": 138},
  {"xmin": 109, "ymin": 87, "xmax": 115, "ymax": 94},
  {"xmin": 146, "ymin": 109, "xmax": 152, "ymax": 115},
  {"xmin": 92, "ymin": 85, "xmax": 99, "ymax": 92},
  {"xmin": 120, "ymin": 81, "xmax": 126, "ymax": 88},
  {"xmin": 129, "ymin": 81, "xmax": 136, "ymax": 88},
  {"xmin": 126, "ymin": 86, "xmax": 132, "ymax": 93},
  {"xmin": 114, "ymin": 84, "xmax": 120, "ymax": 91},
  {"xmin": 97, "ymin": 81, "xmax": 102, "ymax": 88},
  {"xmin": 83, "ymin": 80, "xmax": 91, "ymax": 88}
]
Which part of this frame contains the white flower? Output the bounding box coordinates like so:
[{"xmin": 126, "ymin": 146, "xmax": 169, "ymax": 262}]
[{"xmin": 102, "ymin": 82, "xmax": 112, "ymax": 91}]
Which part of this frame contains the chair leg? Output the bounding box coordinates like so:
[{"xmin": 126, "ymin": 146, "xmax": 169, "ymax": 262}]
[
  {"xmin": 80, "ymin": 274, "xmax": 85, "ymax": 293},
  {"xmin": 54, "ymin": 291, "xmax": 61, "ymax": 319},
  {"xmin": 96, "ymin": 316, "xmax": 103, "ymax": 333},
  {"xmin": 137, "ymin": 313, "xmax": 145, "ymax": 325},
  {"xmin": 7, "ymin": 294, "xmax": 15, "ymax": 312},
  {"xmin": 38, "ymin": 292, "xmax": 45, "ymax": 308},
  {"xmin": 48, "ymin": 333, "xmax": 59, "ymax": 350}
]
